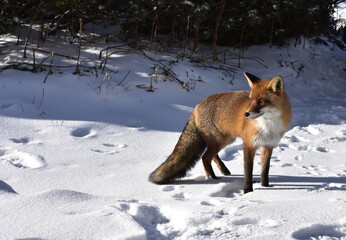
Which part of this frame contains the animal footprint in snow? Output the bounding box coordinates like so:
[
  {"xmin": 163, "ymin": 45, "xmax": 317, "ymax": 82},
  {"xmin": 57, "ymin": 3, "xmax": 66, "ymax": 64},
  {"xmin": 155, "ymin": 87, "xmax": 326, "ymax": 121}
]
[
  {"xmin": 103, "ymin": 143, "xmax": 127, "ymax": 148},
  {"xmin": 159, "ymin": 185, "xmax": 188, "ymax": 200},
  {"xmin": 200, "ymin": 199, "xmax": 223, "ymax": 206},
  {"xmin": 312, "ymin": 146, "xmax": 330, "ymax": 153},
  {"xmin": 323, "ymin": 129, "xmax": 346, "ymax": 143},
  {"xmin": 0, "ymin": 149, "xmax": 45, "ymax": 169},
  {"xmin": 9, "ymin": 137, "xmax": 30, "ymax": 144},
  {"xmin": 200, "ymin": 201, "xmax": 215, "ymax": 206},
  {"xmin": 92, "ymin": 143, "xmax": 127, "ymax": 155},
  {"xmin": 325, "ymin": 136, "xmax": 346, "ymax": 143},
  {"xmin": 208, "ymin": 182, "xmax": 242, "ymax": 198},
  {"xmin": 70, "ymin": 127, "xmax": 96, "ymax": 138},
  {"xmin": 232, "ymin": 217, "xmax": 258, "ymax": 226},
  {"xmin": 295, "ymin": 155, "xmax": 303, "ymax": 161},
  {"xmin": 303, "ymin": 126, "xmax": 322, "ymax": 135},
  {"xmin": 285, "ymin": 135, "xmax": 310, "ymax": 143},
  {"xmin": 172, "ymin": 192, "xmax": 186, "ymax": 200},
  {"xmin": 336, "ymin": 129, "xmax": 346, "ymax": 136},
  {"xmin": 9, "ymin": 137, "xmax": 43, "ymax": 146},
  {"xmin": 161, "ymin": 186, "xmax": 175, "ymax": 192},
  {"xmin": 302, "ymin": 165, "xmax": 328, "ymax": 176},
  {"xmin": 270, "ymin": 156, "xmax": 281, "ymax": 166},
  {"xmin": 292, "ymin": 223, "xmax": 345, "ymax": 240},
  {"xmin": 91, "ymin": 149, "xmax": 118, "ymax": 155},
  {"xmin": 302, "ymin": 146, "xmax": 335, "ymax": 153},
  {"xmin": 286, "ymin": 144, "xmax": 308, "ymax": 151},
  {"xmin": 289, "ymin": 144, "xmax": 333, "ymax": 153},
  {"xmin": 281, "ymin": 163, "xmax": 293, "ymax": 167}
]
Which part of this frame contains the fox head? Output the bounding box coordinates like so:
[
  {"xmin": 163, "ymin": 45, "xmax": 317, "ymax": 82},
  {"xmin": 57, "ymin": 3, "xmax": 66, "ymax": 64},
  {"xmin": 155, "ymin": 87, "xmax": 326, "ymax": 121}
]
[{"xmin": 243, "ymin": 72, "xmax": 285, "ymax": 119}]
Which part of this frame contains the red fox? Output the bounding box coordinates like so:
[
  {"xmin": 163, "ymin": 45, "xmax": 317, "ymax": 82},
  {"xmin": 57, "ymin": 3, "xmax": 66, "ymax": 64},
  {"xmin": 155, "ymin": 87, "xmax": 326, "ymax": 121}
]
[{"xmin": 149, "ymin": 72, "xmax": 291, "ymax": 193}]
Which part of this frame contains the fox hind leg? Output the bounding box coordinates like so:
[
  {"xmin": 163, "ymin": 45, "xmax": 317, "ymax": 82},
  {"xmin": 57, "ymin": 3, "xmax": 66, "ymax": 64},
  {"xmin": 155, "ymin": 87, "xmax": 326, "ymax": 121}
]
[
  {"xmin": 202, "ymin": 147, "xmax": 220, "ymax": 179},
  {"xmin": 213, "ymin": 154, "xmax": 231, "ymax": 176}
]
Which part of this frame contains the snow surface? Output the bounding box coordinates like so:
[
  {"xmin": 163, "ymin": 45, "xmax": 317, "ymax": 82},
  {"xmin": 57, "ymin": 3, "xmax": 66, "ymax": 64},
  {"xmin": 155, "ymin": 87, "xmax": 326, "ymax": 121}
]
[{"xmin": 0, "ymin": 32, "xmax": 346, "ymax": 240}]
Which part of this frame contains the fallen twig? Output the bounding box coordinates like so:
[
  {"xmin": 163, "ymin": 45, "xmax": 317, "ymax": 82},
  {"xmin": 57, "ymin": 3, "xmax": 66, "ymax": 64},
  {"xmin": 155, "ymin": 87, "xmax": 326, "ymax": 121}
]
[
  {"xmin": 117, "ymin": 70, "xmax": 131, "ymax": 86},
  {"xmin": 43, "ymin": 52, "xmax": 54, "ymax": 83},
  {"xmin": 99, "ymin": 43, "xmax": 132, "ymax": 59},
  {"xmin": 32, "ymin": 48, "xmax": 78, "ymax": 60},
  {"xmin": 138, "ymin": 49, "xmax": 190, "ymax": 91}
]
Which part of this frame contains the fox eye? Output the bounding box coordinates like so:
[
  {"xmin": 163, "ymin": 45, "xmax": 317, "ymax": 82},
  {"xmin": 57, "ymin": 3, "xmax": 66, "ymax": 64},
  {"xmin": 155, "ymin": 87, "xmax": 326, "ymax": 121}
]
[{"xmin": 258, "ymin": 99, "xmax": 264, "ymax": 105}]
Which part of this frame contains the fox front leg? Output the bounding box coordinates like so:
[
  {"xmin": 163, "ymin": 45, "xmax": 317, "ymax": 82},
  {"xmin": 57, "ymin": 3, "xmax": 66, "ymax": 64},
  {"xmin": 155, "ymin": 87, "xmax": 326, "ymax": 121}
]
[
  {"xmin": 243, "ymin": 144, "xmax": 256, "ymax": 193},
  {"xmin": 261, "ymin": 147, "xmax": 273, "ymax": 187}
]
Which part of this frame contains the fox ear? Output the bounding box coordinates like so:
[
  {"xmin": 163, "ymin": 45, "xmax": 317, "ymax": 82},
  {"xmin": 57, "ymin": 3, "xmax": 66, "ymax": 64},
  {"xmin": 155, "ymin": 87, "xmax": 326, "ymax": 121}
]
[
  {"xmin": 268, "ymin": 75, "xmax": 284, "ymax": 92},
  {"xmin": 244, "ymin": 72, "xmax": 261, "ymax": 88}
]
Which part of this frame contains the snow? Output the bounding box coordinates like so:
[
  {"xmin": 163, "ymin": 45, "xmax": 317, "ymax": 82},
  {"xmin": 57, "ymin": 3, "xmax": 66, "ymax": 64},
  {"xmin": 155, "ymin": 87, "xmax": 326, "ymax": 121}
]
[{"xmin": 0, "ymin": 31, "xmax": 346, "ymax": 240}]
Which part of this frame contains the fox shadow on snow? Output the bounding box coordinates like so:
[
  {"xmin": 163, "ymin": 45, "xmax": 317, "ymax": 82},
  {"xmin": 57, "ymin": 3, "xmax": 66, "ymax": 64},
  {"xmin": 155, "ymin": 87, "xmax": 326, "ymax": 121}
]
[{"xmin": 172, "ymin": 175, "xmax": 346, "ymax": 192}]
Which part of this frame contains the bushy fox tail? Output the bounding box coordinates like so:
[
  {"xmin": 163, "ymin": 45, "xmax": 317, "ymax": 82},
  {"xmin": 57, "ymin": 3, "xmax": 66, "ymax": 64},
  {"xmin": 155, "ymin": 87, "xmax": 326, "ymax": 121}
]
[{"xmin": 149, "ymin": 116, "xmax": 206, "ymax": 184}]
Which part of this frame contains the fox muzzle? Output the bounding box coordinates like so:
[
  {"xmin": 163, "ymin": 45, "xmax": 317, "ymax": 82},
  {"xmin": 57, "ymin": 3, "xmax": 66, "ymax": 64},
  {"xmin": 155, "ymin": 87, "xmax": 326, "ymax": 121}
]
[{"xmin": 244, "ymin": 111, "xmax": 264, "ymax": 119}]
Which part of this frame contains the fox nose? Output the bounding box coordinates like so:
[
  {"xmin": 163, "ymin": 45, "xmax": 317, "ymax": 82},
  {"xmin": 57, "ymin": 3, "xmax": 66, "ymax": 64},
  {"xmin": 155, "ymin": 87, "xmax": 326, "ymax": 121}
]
[{"xmin": 244, "ymin": 112, "xmax": 250, "ymax": 117}]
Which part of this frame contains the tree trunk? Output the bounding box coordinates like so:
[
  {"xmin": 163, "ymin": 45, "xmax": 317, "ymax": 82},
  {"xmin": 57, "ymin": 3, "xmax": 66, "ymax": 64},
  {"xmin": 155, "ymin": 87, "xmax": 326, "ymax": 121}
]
[{"xmin": 212, "ymin": 0, "xmax": 226, "ymax": 61}]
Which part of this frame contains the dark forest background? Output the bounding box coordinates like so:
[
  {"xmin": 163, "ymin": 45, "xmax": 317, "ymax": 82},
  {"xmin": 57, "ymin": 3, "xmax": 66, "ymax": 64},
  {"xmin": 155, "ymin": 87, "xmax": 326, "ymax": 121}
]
[{"xmin": 1, "ymin": 0, "xmax": 345, "ymax": 50}]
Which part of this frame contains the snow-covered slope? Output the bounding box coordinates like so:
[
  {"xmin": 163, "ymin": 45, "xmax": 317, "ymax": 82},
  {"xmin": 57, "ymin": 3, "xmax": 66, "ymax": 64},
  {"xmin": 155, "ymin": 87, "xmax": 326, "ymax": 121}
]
[{"xmin": 0, "ymin": 33, "xmax": 345, "ymax": 239}]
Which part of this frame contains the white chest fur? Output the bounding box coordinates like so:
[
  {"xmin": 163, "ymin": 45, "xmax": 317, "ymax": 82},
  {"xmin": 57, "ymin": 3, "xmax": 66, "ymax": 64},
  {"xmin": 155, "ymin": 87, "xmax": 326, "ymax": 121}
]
[{"xmin": 252, "ymin": 108, "xmax": 285, "ymax": 148}]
